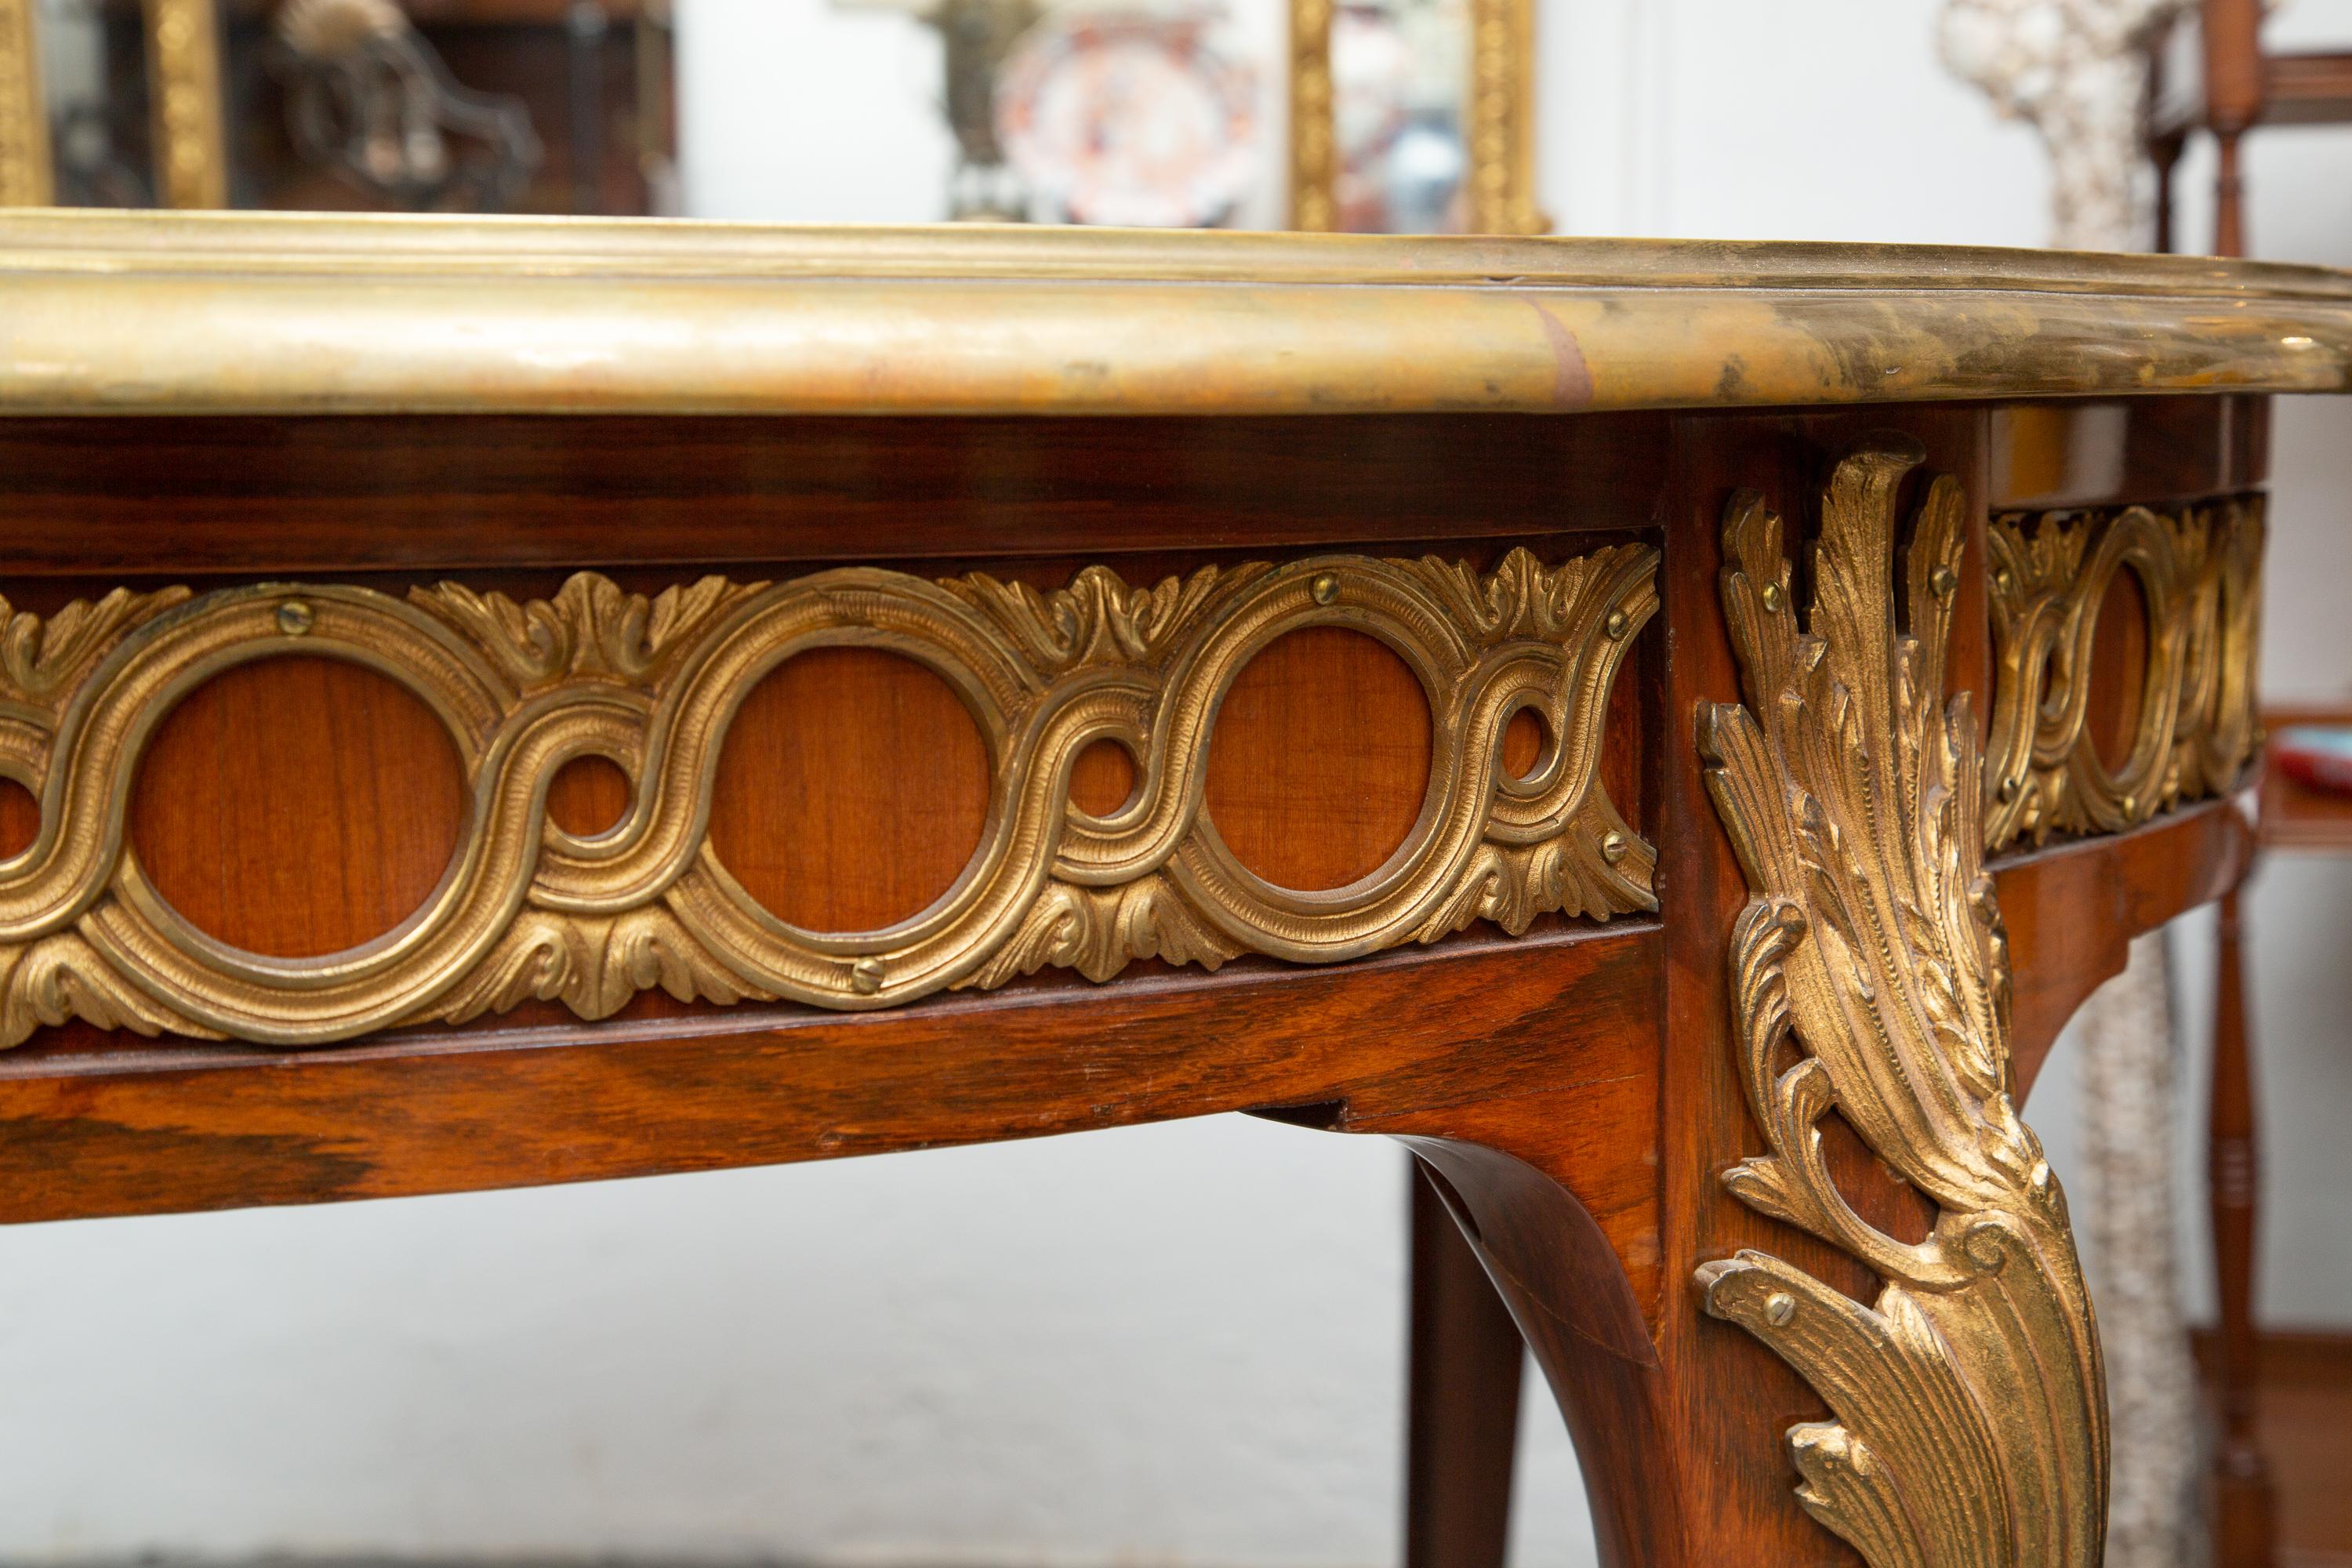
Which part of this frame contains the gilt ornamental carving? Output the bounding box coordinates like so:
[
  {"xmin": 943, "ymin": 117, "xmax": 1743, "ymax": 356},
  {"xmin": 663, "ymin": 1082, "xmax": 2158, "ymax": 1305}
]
[
  {"xmin": 1698, "ymin": 443, "xmax": 2107, "ymax": 1567},
  {"xmin": 0, "ymin": 546, "xmax": 1654, "ymax": 1049},
  {"xmin": 1985, "ymin": 495, "xmax": 2263, "ymax": 848}
]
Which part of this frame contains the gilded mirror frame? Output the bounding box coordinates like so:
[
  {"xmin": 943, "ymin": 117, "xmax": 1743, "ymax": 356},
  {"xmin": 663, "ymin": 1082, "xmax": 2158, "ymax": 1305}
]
[
  {"xmin": 1287, "ymin": 0, "xmax": 1538, "ymax": 234},
  {"xmin": 0, "ymin": 0, "xmax": 226, "ymax": 207},
  {"xmin": 1, "ymin": 0, "xmax": 1528, "ymax": 231}
]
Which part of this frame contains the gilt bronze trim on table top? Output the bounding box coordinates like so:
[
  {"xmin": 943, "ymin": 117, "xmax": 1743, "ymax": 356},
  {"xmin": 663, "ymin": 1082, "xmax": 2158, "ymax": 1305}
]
[
  {"xmin": 1700, "ymin": 443, "xmax": 2107, "ymax": 1568},
  {"xmin": 0, "ymin": 212, "xmax": 2348, "ymax": 416},
  {"xmin": 0, "ymin": 546, "xmax": 1653, "ymax": 1050}
]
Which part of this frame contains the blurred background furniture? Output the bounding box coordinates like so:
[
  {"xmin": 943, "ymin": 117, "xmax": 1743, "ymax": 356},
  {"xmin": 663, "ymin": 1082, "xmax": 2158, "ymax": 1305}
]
[
  {"xmin": 2150, "ymin": 0, "xmax": 2352, "ymax": 256},
  {"xmin": 2192, "ymin": 710, "xmax": 2352, "ymax": 1568},
  {"xmin": 2144, "ymin": 8, "xmax": 2352, "ymax": 1566},
  {"xmin": 237, "ymin": 0, "xmax": 666, "ymax": 215}
]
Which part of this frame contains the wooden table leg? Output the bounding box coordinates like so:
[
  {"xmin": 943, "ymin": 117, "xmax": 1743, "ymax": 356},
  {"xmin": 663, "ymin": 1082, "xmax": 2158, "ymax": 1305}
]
[
  {"xmin": 2211, "ymin": 886, "xmax": 2277, "ymax": 1566},
  {"xmin": 1405, "ymin": 1155, "xmax": 1524, "ymax": 1568},
  {"xmin": 1377, "ymin": 1112, "xmax": 1864, "ymax": 1568}
]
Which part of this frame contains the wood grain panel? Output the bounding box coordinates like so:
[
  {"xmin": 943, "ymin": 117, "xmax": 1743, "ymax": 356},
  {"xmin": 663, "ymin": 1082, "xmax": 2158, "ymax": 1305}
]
[
  {"xmin": 1501, "ymin": 706, "xmax": 1546, "ymax": 782},
  {"xmin": 545, "ymin": 753, "xmax": 633, "ymax": 839},
  {"xmin": 1996, "ymin": 790, "xmax": 2256, "ymax": 1099},
  {"xmin": 1069, "ymin": 737, "xmax": 1137, "ymax": 818},
  {"xmin": 1206, "ymin": 626, "xmax": 1433, "ymax": 892},
  {"xmin": 129, "ymin": 655, "xmax": 466, "ymax": 958},
  {"xmin": 1600, "ymin": 642, "xmax": 1647, "ymax": 838},
  {"xmin": 0, "ymin": 778, "xmax": 36, "ymax": 859},
  {"xmin": 0, "ymin": 412, "xmax": 1671, "ymax": 579},
  {"xmin": 0, "ymin": 920, "xmax": 1663, "ymax": 1268},
  {"xmin": 708, "ymin": 646, "xmax": 991, "ymax": 934},
  {"xmin": 2088, "ymin": 564, "xmax": 2151, "ymax": 773}
]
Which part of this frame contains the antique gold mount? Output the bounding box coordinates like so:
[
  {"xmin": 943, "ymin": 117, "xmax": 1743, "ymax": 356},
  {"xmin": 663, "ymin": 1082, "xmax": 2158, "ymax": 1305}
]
[
  {"xmin": 1698, "ymin": 444, "xmax": 2107, "ymax": 1566},
  {"xmin": 1985, "ymin": 495, "xmax": 2264, "ymax": 848},
  {"xmin": 5, "ymin": 213, "xmax": 2350, "ymax": 416},
  {"xmin": 0, "ymin": 546, "xmax": 1654, "ymax": 1049}
]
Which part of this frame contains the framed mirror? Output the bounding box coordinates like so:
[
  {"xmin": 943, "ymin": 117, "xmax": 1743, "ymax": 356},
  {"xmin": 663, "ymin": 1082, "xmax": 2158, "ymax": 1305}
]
[
  {"xmin": 0, "ymin": 0, "xmax": 1532, "ymax": 230},
  {"xmin": 0, "ymin": 0, "xmax": 670, "ymax": 212},
  {"xmin": 0, "ymin": 0, "xmax": 234, "ymax": 206},
  {"xmin": 1287, "ymin": 0, "xmax": 1534, "ymax": 233}
]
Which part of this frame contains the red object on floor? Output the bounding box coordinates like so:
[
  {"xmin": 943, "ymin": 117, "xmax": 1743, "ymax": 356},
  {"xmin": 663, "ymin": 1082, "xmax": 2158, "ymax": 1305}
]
[{"xmin": 2270, "ymin": 724, "xmax": 2352, "ymax": 797}]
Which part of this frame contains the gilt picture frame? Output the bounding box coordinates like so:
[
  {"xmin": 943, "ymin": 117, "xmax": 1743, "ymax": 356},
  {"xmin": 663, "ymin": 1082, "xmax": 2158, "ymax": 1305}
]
[{"xmin": 1287, "ymin": 0, "xmax": 1538, "ymax": 234}]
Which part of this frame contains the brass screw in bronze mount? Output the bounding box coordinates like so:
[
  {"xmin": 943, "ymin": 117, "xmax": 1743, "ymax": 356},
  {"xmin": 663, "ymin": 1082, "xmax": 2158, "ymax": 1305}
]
[
  {"xmin": 276, "ymin": 601, "xmax": 314, "ymax": 636},
  {"xmin": 1759, "ymin": 582, "xmax": 1784, "ymax": 614},
  {"xmin": 1605, "ymin": 609, "xmax": 1631, "ymax": 639},
  {"xmin": 1600, "ymin": 829, "xmax": 1628, "ymax": 864},
  {"xmin": 850, "ymin": 956, "xmax": 886, "ymax": 995},
  {"xmin": 1764, "ymin": 1292, "xmax": 1797, "ymax": 1327},
  {"xmin": 1310, "ymin": 572, "xmax": 1340, "ymax": 605},
  {"xmin": 1930, "ymin": 564, "xmax": 1959, "ymax": 598}
]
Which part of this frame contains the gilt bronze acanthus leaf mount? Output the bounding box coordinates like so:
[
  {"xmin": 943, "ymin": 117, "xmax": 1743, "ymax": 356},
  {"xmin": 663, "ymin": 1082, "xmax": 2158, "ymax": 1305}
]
[{"xmin": 1697, "ymin": 441, "xmax": 2107, "ymax": 1568}]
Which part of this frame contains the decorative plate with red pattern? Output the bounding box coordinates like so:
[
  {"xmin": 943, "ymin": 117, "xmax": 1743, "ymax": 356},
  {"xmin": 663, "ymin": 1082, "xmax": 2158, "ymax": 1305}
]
[{"xmin": 995, "ymin": 12, "xmax": 1259, "ymax": 228}]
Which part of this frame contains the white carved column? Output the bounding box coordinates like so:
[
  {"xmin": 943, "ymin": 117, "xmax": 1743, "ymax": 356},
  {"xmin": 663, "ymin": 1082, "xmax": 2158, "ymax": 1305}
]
[
  {"xmin": 2078, "ymin": 931, "xmax": 2206, "ymax": 1568},
  {"xmin": 1939, "ymin": 0, "xmax": 2190, "ymax": 249}
]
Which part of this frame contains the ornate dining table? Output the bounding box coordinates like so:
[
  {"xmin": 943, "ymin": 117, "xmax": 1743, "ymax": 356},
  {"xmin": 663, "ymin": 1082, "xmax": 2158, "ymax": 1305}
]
[{"xmin": 0, "ymin": 210, "xmax": 2347, "ymax": 1568}]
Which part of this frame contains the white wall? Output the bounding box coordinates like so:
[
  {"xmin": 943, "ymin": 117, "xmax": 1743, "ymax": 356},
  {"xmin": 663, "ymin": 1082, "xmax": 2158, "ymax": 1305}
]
[
  {"xmin": 1537, "ymin": 0, "xmax": 2049, "ymax": 245},
  {"xmin": 0, "ymin": 1120, "xmax": 1414, "ymax": 1564},
  {"xmin": 679, "ymin": 0, "xmax": 953, "ymax": 223},
  {"xmin": 0, "ymin": 3, "xmax": 2343, "ymax": 1565}
]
